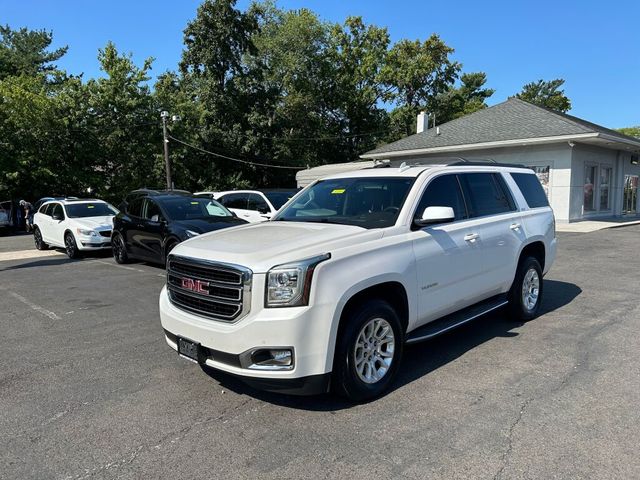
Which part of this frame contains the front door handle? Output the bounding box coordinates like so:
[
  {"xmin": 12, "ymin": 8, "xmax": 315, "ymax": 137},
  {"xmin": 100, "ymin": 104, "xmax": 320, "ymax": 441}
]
[
  {"xmin": 464, "ymin": 233, "xmax": 480, "ymax": 242},
  {"xmin": 510, "ymin": 223, "xmax": 521, "ymax": 231}
]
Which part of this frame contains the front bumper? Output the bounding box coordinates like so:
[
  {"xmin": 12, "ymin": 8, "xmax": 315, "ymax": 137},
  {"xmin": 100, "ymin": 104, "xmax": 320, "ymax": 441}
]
[
  {"xmin": 78, "ymin": 240, "xmax": 111, "ymax": 249},
  {"xmin": 159, "ymin": 283, "xmax": 335, "ymax": 395}
]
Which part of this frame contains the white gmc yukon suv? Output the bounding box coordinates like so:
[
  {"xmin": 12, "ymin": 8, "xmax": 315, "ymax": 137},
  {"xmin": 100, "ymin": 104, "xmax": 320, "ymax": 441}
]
[{"xmin": 159, "ymin": 163, "xmax": 556, "ymax": 401}]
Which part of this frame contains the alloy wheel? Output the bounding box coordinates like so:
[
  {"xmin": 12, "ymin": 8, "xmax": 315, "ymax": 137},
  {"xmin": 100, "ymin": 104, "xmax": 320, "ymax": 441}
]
[
  {"xmin": 521, "ymin": 268, "xmax": 540, "ymax": 311},
  {"xmin": 353, "ymin": 317, "xmax": 395, "ymax": 384}
]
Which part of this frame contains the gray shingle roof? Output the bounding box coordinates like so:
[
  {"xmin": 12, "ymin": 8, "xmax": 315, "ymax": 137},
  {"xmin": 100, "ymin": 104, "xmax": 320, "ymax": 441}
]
[{"xmin": 363, "ymin": 98, "xmax": 640, "ymax": 157}]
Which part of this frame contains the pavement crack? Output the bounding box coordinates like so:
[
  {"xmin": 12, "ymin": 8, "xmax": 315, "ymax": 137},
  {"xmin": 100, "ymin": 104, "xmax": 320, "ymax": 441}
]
[
  {"xmin": 64, "ymin": 397, "xmax": 261, "ymax": 479},
  {"xmin": 493, "ymin": 396, "xmax": 533, "ymax": 480}
]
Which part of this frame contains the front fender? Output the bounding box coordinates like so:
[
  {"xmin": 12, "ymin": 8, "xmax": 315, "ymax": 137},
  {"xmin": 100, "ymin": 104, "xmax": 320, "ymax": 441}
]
[{"xmin": 310, "ymin": 242, "xmax": 417, "ymax": 372}]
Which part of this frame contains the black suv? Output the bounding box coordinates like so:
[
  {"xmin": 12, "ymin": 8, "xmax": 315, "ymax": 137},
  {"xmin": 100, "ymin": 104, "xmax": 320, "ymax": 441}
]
[{"xmin": 112, "ymin": 192, "xmax": 247, "ymax": 265}]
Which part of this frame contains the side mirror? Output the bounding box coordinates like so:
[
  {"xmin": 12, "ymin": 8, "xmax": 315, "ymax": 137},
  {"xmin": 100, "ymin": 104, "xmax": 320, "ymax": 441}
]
[
  {"xmin": 52, "ymin": 213, "xmax": 63, "ymax": 221},
  {"xmin": 257, "ymin": 206, "xmax": 270, "ymax": 215},
  {"xmin": 414, "ymin": 206, "xmax": 455, "ymax": 227}
]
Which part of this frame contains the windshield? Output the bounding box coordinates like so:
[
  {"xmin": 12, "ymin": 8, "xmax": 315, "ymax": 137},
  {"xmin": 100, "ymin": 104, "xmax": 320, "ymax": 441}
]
[
  {"xmin": 162, "ymin": 197, "xmax": 233, "ymax": 221},
  {"xmin": 264, "ymin": 191, "xmax": 297, "ymax": 210},
  {"xmin": 274, "ymin": 177, "xmax": 415, "ymax": 229},
  {"xmin": 65, "ymin": 202, "xmax": 118, "ymax": 218}
]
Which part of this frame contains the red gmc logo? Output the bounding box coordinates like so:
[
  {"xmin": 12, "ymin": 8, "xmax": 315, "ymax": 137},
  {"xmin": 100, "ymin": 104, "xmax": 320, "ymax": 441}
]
[{"xmin": 181, "ymin": 278, "xmax": 209, "ymax": 294}]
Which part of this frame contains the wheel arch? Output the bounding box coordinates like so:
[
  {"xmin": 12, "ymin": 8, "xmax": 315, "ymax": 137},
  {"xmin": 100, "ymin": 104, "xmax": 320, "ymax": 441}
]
[
  {"xmin": 518, "ymin": 240, "xmax": 546, "ymax": 271},
  {"xmin": 326, "ymin": 280, "xmax": 409, "ymax": 369},
  {"xmin": 162, "ymin": 235, "xmax": 182, "ymax": 259}
]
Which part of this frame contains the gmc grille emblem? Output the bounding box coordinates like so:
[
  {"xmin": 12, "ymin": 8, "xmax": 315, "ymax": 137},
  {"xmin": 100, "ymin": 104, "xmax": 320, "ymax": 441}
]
[{"xmin": 181, "ymin": 277, "xmax": 209, "ymax": 294}]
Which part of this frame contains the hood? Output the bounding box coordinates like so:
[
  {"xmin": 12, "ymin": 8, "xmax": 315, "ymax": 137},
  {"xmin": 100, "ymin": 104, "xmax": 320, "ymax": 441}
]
[
  {"xmin": 173, "ymin": 216, "xmax": 247, "ymax": 234},
  {"xmin": 172, "ymin": 221, "xmax": 383, "ymax": 273},
  {"xmin": 72, "ymin": 216, "xmax": 114, "ymax": 230}
]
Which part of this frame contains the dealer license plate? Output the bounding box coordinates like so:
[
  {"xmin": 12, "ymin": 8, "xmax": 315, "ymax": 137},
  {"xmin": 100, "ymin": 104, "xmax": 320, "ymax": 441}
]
[{"xmin": 177, "ymin": 337, "xmax": 200, "ymax": 363}]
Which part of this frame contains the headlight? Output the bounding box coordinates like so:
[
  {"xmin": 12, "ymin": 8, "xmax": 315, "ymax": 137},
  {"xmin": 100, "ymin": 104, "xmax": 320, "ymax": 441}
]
[
  {"xmin": 185, "ymin": 230, "xmax": 200, "ymax": 238},
  {"xmin": 265, "ymin": 253, "xmax": 330, "ymax": 307},
  {"xmin": 77, "ymin": 228, "xmax": 97, "ymax": 237}
]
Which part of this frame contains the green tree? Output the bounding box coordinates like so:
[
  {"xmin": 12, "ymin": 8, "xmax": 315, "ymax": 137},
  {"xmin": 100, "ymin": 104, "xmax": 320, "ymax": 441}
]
[
  {"xmin": 325, "ymin": 16, "xmax": 390, "ymax": 160},
  {"xmin": 515, "ymin": 78, "xmax": 571, "ymax": 113},
  {"xmin": 0, "ymin": 25, "xmax": 68, "ymax": 80},
  {"xmin": 380, "ymin": 34, "xmax": 460, "ymax": 136},
  {"xmin": 83, "ymin": 42, "xmax": 160, "ymax": 200},
  {"xmin": 434, "ymin": 72, "xmax": 494, "ymax": 124},
  {"xmin": 617, "ymin": 126, "xmax": 640, "ymax": 138}
]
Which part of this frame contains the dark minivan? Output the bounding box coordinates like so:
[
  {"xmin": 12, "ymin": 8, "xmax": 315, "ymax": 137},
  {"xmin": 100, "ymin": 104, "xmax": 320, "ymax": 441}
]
[{"xmin": 112, "ymin": 192, "xmax": 247, "ymax": 265}]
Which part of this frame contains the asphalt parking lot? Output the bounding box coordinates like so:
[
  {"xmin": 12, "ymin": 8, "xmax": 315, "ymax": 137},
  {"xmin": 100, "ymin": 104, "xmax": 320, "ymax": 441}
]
[{"xmin": 1, "ymin": 227, "xmax": 639, "ymax": 479}]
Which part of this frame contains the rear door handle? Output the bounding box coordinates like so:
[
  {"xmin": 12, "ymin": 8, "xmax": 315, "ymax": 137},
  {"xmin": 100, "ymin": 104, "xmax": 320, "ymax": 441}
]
[
  {"xmin": 510, "ymin": 223, "xmax": 521, "ymax": 231},
  {"xmin": 464, "ymin": 233, "xmax": 480, "ymax": 242}
]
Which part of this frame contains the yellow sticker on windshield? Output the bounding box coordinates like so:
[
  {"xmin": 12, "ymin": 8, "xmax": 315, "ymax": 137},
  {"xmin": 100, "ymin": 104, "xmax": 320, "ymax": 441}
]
[
  {"xmin": 87, "ymin": 205, "xmax": 94, "ymax": 208},
  {"xmin": 190, "ymin": 201, "xmax": 199, "ymax": 204},
  {"xmin": 331, "ymin": 189, "xmax": 346, "ymax": 194}
]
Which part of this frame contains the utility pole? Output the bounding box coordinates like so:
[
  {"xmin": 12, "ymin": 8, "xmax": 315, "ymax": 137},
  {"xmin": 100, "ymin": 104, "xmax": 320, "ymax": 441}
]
[{"xmin": 161, "ymin": 110, "xmax": 172, "ymax": 190}]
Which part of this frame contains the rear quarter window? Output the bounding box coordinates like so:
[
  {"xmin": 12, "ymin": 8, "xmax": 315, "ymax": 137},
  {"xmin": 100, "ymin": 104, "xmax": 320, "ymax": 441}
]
[{"xmin": 511, "ymin": 173, "xmax": 549, "ymax": 208}]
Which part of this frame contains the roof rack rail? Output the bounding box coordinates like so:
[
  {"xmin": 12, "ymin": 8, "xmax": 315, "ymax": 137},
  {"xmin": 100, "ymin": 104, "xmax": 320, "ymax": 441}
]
[{"xmin": 448, "ymin": 160, "xmax": 526, "ymax": 168}]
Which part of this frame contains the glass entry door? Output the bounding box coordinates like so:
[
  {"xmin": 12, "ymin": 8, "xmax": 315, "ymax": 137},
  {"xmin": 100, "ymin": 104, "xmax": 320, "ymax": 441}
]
[{"xmin": 623, "ymin": 175, "xmax": 638, "ymax": 214}]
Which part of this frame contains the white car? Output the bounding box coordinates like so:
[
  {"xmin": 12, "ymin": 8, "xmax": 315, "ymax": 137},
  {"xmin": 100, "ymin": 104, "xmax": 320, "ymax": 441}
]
[
  {"xmin": 33, "ymin": 199, "xmax": 118, "ymax": 258},
  {"xmin": 162, "ymin": 162, "xmax": 556, "ymax": 401},
  {"xmin": 195, "ymin": 189, "xmax": 297, "ymax": 222}
]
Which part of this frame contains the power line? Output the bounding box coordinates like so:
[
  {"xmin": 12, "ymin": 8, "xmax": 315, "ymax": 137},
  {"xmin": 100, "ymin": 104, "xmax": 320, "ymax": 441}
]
[{"xmin": 167, "ymin": 135, "xmax": 306, "ymax": 170}]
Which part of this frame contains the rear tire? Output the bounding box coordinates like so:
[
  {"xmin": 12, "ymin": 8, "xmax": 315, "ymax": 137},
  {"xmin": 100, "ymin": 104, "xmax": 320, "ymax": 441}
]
[
  {"xmin": 112, "ymin": 233, "xmax": 129, "ymax": 264},
  {"xmin": 33, "ymin": 227, "xmax": 49, "ymax": 250},
  {"xmin": 332, "ymin": 300, "xmax": 404, "ymax": 402},
  {"xmin": 64, "ymin": 232, "xmax": 81, "ymax": 259},
  {"xmin": 508, "ymin": 256, "xmax": 543, "ymax": 322}
]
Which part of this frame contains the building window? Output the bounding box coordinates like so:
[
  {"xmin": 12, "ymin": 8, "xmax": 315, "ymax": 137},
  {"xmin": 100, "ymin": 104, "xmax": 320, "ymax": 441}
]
[
  {"xmin": 623, "ymin": 175, "xmax": 638, "ymax": 214},
  {"xmin": 599, "ymin": 167, "xmax": 612, "ymax": 211},
  {"xmin": 584, "ymin": 165, "xmax": 597, "ymax": 212}
]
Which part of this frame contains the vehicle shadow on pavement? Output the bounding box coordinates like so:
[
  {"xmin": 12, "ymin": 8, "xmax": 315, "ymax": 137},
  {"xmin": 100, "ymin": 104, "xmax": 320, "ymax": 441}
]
[
  {"xmin": 201, "ymin": 279, "xmax": 581, "ymax": 411},
  {"xmin": 0, "ymin": 250, "xmax": 113, "ymax": 272}
]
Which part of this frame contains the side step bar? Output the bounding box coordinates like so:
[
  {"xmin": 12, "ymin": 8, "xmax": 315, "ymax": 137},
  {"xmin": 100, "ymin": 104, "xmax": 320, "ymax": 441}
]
[{"xmin": 405, "ymin": 294, "xmax": 509, "ymax": 345}]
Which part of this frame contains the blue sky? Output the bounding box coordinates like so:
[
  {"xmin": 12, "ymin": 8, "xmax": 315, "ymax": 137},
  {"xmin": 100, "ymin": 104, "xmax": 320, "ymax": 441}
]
[{"xmin": 2, "ymin": 0, "xmax": 639, "ymax": 128}]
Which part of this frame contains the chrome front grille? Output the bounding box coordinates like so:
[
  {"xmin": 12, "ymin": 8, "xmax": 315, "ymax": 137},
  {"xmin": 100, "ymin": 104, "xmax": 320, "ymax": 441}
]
[{"xmin": 166, "ymin": 255, "xmax": 252, "ymax": 322}]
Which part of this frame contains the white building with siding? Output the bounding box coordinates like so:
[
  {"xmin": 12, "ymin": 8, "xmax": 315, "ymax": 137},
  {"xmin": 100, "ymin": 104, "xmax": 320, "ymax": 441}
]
[{"xmin": 296, "ymin": 98, "xmax": 640, "ymax": 223}]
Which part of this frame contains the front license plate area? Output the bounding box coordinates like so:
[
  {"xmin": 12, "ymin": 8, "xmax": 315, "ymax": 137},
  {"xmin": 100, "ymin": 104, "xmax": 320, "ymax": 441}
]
[{"xmin": 177, "ymin": 337, "xmax": 200, "ymax": 363}]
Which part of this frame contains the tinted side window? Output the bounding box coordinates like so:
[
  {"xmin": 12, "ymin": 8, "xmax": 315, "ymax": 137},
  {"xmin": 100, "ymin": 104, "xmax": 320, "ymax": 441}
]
[
  {"xmin": 459, "ymin": 173, "xmax": 514, "ymax": 218},
  {"xmin": 221, "ymin": 194, "xmax": 248, "ymax": 209},
  {"xmin": 127, "ymin": 198, "xmax": 144, "ymax": 217},
  {"xmin": 143, "ymin": 199, "xmax": 163, "ymax": 221},
  {"xmin": 40, "ymin": 204, "xmax": 52, "ymax": 216},
  {"xmin": 51, "ymin": 203, "xmax": 65, "ymax": 220},
  {"xmin": 247, "ymin": 193, "xmax": 269, "ymax": 212},
  {"xmin": 511, "ymin": 173, "xmax": 549, "ymax": 208},
  {"xmin": 415, "ymin": 174, "xmax": 467, "ymax": 221}
]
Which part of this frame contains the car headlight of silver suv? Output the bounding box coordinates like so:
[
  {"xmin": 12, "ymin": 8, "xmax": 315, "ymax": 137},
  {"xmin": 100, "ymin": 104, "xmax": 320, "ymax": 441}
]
[
  {"xmin": 265, "ymin": 253, "xmax": 330, "ymax": 307},
  {"xmin": 76, "ymin": 228, "xmax": 97, "ymax": 237}
]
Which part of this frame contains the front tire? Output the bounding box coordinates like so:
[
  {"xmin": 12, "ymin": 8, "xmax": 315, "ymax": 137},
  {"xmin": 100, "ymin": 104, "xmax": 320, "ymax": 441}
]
[
  {"xmin": 64, "ymin": 232, "xmax": 80, "ymax": 259},
  {"xmin": 112, "ymin": 233, "xmax": 130, "ymax": 264},
  {"xmin": 163, "ymin": 240, "xmax": 178, "ymax": 266},
  {"xmin": 33, "ymin": 227, "xmax": 49, "ymax": 250},
  {"xmin": 508, "ymin": 256, "xmax": 543, "ymax": 321},
  {"xmin": 332, "ymin": 300, "xmax": 404, "ymax": 402}
]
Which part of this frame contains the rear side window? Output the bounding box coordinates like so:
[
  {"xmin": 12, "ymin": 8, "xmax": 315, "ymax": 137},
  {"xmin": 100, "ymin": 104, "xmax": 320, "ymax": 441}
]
[
  {"xmin": 511, "ymin": 173, "xmax": 549, "ymax": 208},
  {"xmin": 247, "ymin": 193, "xmax": 269, "ymax": 212},
  {"xmin": 220, "ymin": 193, "xmax": 248, "ymax": 209},
  {"xmin": 40, "ymin": 204, "xmax": 52, "ymax": 215},
  {"xmin": 415, "ymin": 174, "xmax": 467, "ymax": 221},
  {"xmin": 459, "ymin": 173, "xmax": 515, "ymax": 218}
]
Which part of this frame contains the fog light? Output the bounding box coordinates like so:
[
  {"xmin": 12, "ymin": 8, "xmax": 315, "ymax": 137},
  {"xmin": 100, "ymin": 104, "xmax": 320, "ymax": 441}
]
[{"xmin": 248, "ymin": 348, "xmax": 293, "ymax": 370}]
